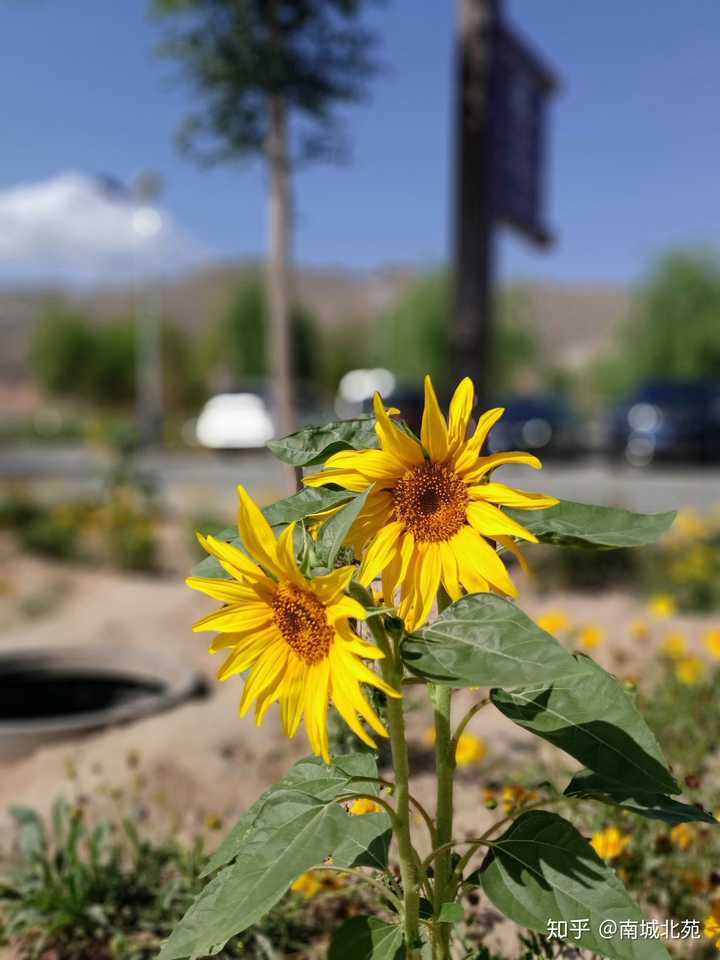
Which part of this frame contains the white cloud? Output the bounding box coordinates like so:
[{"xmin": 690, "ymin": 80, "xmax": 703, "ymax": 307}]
[{"xmin": 0, "ymin": 171, "xmax": 204, "ymax": 284}]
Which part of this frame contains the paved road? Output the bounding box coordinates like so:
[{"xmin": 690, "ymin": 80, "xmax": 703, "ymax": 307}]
[{"xmin": 2, "ymin": 445, "xmax": 719, "ymax": 516}]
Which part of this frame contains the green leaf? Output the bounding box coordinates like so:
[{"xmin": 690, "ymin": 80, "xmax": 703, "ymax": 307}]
[
  {"xmin": 479, "ymin": 811, "xmax": 669, "ymax": 960},
  {"xmin": 437, "ymin": 902, "xmax": 464, "ymax": 923},
  {"xmin": 491, "ymin": 654, "xmax": 678, "ymax": 796},
  {"xmin": 268, "ymin": 417, "xmax": 380, "ymax": 466},
  {"xmin": 264, "ymin": 488, "xmax": 355, "ymax": 527},
  {"xmin": 159, "ymin": 790, "xmax": 369, "ymax": 960},
  {"xmin": 329, "ymin": 917, "xmax": 404, "ymax": 960},
  {"xmin": 564, "ymin": 769, "xmax": 716, "ymax": 824},
  {"xmin": 401, "ymin": 594, "xmax": 577, "ymax": 687},
  {"xmin": 204, "ymin": 753, "xmax": 383, "ymax": 876},
  {"xmin": 314, "ymin": 489, "xmax": 369, "ymax": 571},
  {"xmin": 506, "ymin": 500, "xmax": 675, "ymax": 549},
  {"xmin": 191, "ymin": 487, "xmax": 355, "ymax": 579}
]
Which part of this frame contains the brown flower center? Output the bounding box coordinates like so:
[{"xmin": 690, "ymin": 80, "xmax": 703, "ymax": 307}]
[
  {"xmin": 272, "ymin": 583, "xmax": 334, "ymax": 664},
  {"xmin": 392, "ymin": 461, "xmax": 469, "ymax": 542}
]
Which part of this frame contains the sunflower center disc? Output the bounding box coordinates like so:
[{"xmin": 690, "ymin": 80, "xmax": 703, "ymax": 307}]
[
  {"xmin": 393, "ymin": 461, "xmax": 468, "ymax": 542},
  {"xmin": 272, "ymin": 583, "xmax": 334, "ymax": 664}
]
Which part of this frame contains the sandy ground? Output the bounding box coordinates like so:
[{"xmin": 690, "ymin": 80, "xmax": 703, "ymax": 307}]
[{"xmin": 1, "ymin": 545, "xmax": 718, "ymax": 956}]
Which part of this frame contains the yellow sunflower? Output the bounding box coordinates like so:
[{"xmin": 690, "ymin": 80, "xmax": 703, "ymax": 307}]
[
  {"xmin": 305, "ymin": 376, "xmax": 558, "ymax": 630},
  {"xmin": 187, "ymin": 485, "xmax": 400, "ymax": 763}
]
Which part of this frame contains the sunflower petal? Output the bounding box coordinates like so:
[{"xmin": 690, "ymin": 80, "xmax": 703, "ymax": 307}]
[
  {"xmin": 421, "ymin": 375, "xmax": 449, "ymax": 462},
  {"xmin": 311, "ymin": 565, "xmax": 355, "ymax": 605},
  {"xmin": 185, "ymin": 577, "xmax": 260, "ymax": 603},
  {"xmin": 373, "ymin": 392, "xmax": 424, "ymax": 467},
  {"xmin": 238, "ymin": 641, "xmax": 288, "ymax": 714},
  {"xmin": 461, "ymin": 451, "xmax": 542, "ymax": 483},
  {"xmin": 411, "ymin": 542, "xmax": 442, "ymax": 629},
  {"xmin": 439, "ymin": 540, "xmax": 462, "ymax": 601},
  {"xmin": 327, "ymin": 596, "xmax": 368, "ymax": 624},
  {"xmin": 358, "ymin": 520, "xmax": 405, "ymax": 586},
  {"xmin": 324, "ymin": 449, "xmax": 405, "ymax": 481},
  {"xmin": 192, "ymin": 601, "xmax": 273, "ymax": 634},
  {"xmin": 304, "ymin": 469, "xmax": 372, "ymax": 493},
  {"xmin": 305, "ymin": 660, "xmax": 331, "ymax": 763},
  {"xmin": 496, "ymin": 535, "xmax": 530, "ymax": 574},
  {"xmin": 453, "ymin": 526, "xmax": 518, "ymax": 597},
  {"xmin": 279, "ymin": 657, "xmax": 308, "ymax": 738},
  {"xmin": 466, "ymin": 501, "xmax": 538, "ymax": 543},
  {"xmin": 237, "ymin": 485, "xmax": 284, "ymax": 577},
  {"xmin": 468, "ymin": 482, "xmax": 559, "ymax": 510},
  {"xmin": 197, "ymin": 533, "xmax": 267, "ymax": 584},
  {"xmin": 329, "ymin": 653, "xmax": 379, "ymax": 748},
  {"xmin": 216, "ymin": 626, "xmax": 280, "ymax": 679},
  {"xmin": 453, "ymin": 407, "xmax": 505, "ymax": 474},
  {"xmin": 447, "ymin": 377, "xmax": 474, "ymax": 452}
]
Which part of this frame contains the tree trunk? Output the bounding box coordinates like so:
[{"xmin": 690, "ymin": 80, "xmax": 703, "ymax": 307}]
[
  {"xmin": 267, "ymin": 92, "xmax": 299, "ymax": 490},
  {"xmin": 451, "ymin": 0, "xmax": 499, "ymax": 407}
]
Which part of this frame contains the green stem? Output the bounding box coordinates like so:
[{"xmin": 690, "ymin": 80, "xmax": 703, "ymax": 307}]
[
  {"xmin": 451, "ymin": 697, "xmax": 490, "ymax": 750},
  {"xmin": 366, "ymin": 610, "xmax": 422, "ymax": 958},
  {"xmin": 431, "ymin": 586, "xmax": 455, "ymax": 960},
  {"xmin": 431, "ymin": 684, "xmax": 455, "ymax": 960}
]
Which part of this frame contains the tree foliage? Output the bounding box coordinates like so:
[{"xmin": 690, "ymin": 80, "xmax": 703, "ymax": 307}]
[
  {"xmin": 626, "ymin": 250, "xmax": 720, "ymax": 382},
  {"xmin": 152, "ymin": 0, "xmax": 380, "ymax": 167},
  {"xmin": 373, "ymin": 272, "xmax": 539, "ymax": 393},
  {"xmin": 205, "ymin": 279, "xmax": 319, "ymax": 383},
  {"xmin": 30, "ymin": 304, "xmax": 95, "ymax": 397}
]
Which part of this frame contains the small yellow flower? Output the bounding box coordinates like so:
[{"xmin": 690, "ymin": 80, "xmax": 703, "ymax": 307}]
[
  {"xmin": 349, "ymin": 798, "xmax": 384, "ymax": 816},
  {"xmin": 703, "ymin": 914, "xmax": 720, "ymax": 949},
  {"xmin": 292, "ymin": 872, "xmax": 323, "ymax": 898},
  {"xmin": 578, "ymin": 624, "xmax": 604, "ymax": 650},
  {"xmin": 704, "ymin": 629, "xmax": 720, "ymax": 660},
  {"xmin": 483, "ymin": 787, "xmax": 498, "ymax": 809},
  {"xmin": 205, "ymin": 813, "xmax": 223, "ymax": 831},
  {"xmin": 669, "ymin": 823, "xmax": 695, "ymax": 850},
  {"xmin": 537, "ymin": 611, "xmax": 571, "ymax": 635},
  {"xmin": 591, "ymin": 826, "xmax": 630, "ymax": 861},
  {"xmin": 649, "ymin": 594, "xmax": 676, "ymax": 620},
  {"xmin": 455, "ymin": 733, "xmax": 488, "ymax": 767},
  {"xmin": 675, "ymin": 655, "xmax": 706, "ymax": 685},
  {"xmin": 679, "ymin": 869, "xmax": 708, "ymax": 894},
  {"xmin": 502, "ymin": 784, "xmax": 539, "ymax": 813},
  {"xmin": 291, "ymin": 869, "xmax": 345, "ymax": 898},
  {"xmin": 630, "ymin": 619, "xmax": 650, "ymax": 642},
  {"xmin": 422, "ymin": 727, "xmax": 436, "ymax": 748},
  {"xmin": 661, "ymin": 630, "xmax": 688, "ymax": 659}
]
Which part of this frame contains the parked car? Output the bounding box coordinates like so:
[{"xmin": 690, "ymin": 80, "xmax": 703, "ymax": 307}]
[
  {"xmin": 195, "ymin": 393, "xmax": 275, "ymax": 450},
  {"xmin": 608, "ymin": 381, "xmax": 720, "ymax": 464},
  {"xmin": 486, "ymin": 394, "xmax": 583, "ymax": 458}
]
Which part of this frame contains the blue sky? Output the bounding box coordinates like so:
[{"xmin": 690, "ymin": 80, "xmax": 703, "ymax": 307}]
[{"xmin": 1, "ymin": 0, "xmax": 719, "ymax": 284}]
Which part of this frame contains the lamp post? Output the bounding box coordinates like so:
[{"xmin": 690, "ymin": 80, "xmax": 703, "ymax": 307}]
[{"xmin": 131, "ymin": 175, "xmax": 164, "ymax": 450}]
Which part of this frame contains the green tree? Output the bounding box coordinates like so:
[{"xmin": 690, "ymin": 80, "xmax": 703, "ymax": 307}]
[
  {"xmin": 627, "ymin": 250, "xmax": 720, "ymax": 381},
  {"xmin": 85, "ymin": 319, "xmax": 137, "ymax": 405},
  {"xmin": 375, "ymin": 272, "xmax": 538, "ymax": 394},
  {"xmin": 590, "ymin": 249, "xmax": 720, "ymax": 403},
  {"xmin": 30, "ymin": 304, "xmax": 94, "ymax": 397},
  {"xmin": 205, "ymin": 279, "xmax": 319, "ymax": 387},
  {"xmin": 153, "ymin": 0, "xmax": 380, "ymax": 438}
]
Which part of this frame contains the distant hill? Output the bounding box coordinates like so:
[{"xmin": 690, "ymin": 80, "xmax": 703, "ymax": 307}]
[{"xmin": 0, "ymin": 260, "xmax": 631, "ymax": 383}]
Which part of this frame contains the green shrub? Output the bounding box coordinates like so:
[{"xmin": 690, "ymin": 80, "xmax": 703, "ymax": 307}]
[
  {"xmin": 30, "ymin": 304, "xmax": 95, "ymax": 398},
  {"xmin": 0, "ymin": 797, "xmax": 382, "ymax": 960}
]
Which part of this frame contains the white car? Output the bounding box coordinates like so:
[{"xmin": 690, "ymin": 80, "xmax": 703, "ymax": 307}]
[{"xmin": 195, "ymin": 393, "xmax": 275, "ymax": 450}]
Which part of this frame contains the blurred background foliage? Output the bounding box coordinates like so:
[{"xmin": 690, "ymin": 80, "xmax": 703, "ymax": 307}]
[
  {"xmin": 590, "ymin": 249, "xmax": 720, "ymax": 403},
  {"xmin": 24, "ymin": 247, "xmax": 720, "ymax": 423}
]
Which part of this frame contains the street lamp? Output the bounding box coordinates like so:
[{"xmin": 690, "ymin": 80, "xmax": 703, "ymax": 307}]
[{"xmin": 130, "ymin": 176, "xmax": 165, "ymax": 450}]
